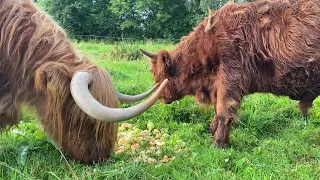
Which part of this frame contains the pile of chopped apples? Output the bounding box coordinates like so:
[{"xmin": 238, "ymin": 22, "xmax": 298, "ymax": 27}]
[{"xmin": 116, "ymin": 122, "xmax": 188, "ymax": 164}]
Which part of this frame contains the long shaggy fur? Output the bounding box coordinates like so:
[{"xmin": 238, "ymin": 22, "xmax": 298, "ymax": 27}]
[
  {"xmin": 0, "ymin": 0, "xmax": 118, "ymax": 163},
  {"xmin": 148, "ymin": 0, "xmax": 320, "ymax": 147}
]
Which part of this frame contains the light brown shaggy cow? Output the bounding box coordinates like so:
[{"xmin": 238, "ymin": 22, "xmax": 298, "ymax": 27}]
[
  {"xmin": 141, "ymin": 0, "xmax": 320, "ymax": 147},
  {"xmin": 0, "ymin": 0, "xmax": 168, "ymax": 164}
]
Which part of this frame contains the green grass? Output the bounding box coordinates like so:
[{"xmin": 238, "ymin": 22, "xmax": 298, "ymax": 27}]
[{"xmin": 1, "ymin": 41, "xmax": 320, "ymax": 179}]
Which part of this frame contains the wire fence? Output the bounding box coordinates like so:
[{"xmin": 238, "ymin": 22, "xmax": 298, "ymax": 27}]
[{"xmin": 72, "ymin": 34, "xmax": 181, "ymax": 43}]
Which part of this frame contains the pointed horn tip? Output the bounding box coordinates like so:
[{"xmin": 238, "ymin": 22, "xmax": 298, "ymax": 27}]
[
  {"xmin": 159, "ymin": 79, "xmax": 169, "ymax": 88},
  {"xmin": 139, "ymin": 48, "xmax": 148, "ymax": 54},
  {"xmin": 140, "ymin": 48, "xmax": 158, "ymax": 60},
  {"xmin": 154, "ymin": 79, "xmax": 169, "ymax": 92}
]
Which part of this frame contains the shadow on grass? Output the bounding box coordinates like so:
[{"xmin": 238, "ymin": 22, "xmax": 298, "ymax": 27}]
[{"xmin": 109, "ymin": 70, "xmax": 130, "ymax": 80}]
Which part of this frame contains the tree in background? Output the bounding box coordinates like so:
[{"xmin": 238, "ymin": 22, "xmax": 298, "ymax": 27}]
[
  {"xmin": 110, "ymin": 0, "xmax": 200, "ymax": 40},
  {"xmin": 185, "ymin": 0, "xmax": 254, "ymax": 11},
  {"xmin": 39, "ymin": 0, "xmax": 252, "ymax": 40},
  {"xmin": 185, "ymin": 0, "xmax": 254, "ymax": 21},
  {"xmin": 39, "ymin": 0, "xmax": 122, "ymax": 37}
]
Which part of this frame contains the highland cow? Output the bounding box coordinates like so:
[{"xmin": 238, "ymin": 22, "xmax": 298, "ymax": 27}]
[
  {"xmin": 0, "ymin": 0, "xmax": 168, "ymax": 164},
  {"xmin": 141, "ymin": 0, "xmax": 320, "ymax": 147}
]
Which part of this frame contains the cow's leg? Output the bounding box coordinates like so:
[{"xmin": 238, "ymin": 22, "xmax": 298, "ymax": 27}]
[
  {"xmin": 209, "ymin": 100, "xmax": 240, "ymax": 147},
  {"xmin": 299, "ymin": 95, "xmax": 314, "ymax": 116},
  {"xmin": 209, "ymin": 79, "xmax": 242, "ymax": 147},
  {"xmin": 299, "ymin": 101, "xmax": 312, "ymax": 117},
  {"xmin": 0, "ymin": 74, "xmax": 22, "ymax": 130},
  {"xmin": 0, "ymin": 103, "xmax": 22, "ymax": 130}
]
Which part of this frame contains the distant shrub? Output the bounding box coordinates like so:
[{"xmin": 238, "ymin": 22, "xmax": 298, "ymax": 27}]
[{"xmin": 109, "ymin": 42, "xmax": 143, "ymax": 61}]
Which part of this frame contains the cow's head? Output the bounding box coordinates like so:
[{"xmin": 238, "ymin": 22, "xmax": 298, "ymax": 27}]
[
  {"xmin": 140, "ymin": 49, "xmax": 182, "ymax": 104},
  {"xmin": 34, "ymin": 60, "xmax": 168, "ymax": 164},
  {"xmin": 141, "ymin": 9, "xmax": 220, "ymax": 104}
]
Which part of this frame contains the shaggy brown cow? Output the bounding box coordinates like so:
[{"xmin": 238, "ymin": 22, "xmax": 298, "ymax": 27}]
[
  {"xmin": 0, "ymin": 0, "xmax": 168, "ymax": 164},
  {"xmin": 141, "ymin": 0, "xmax": 320, "ymax": 147}
]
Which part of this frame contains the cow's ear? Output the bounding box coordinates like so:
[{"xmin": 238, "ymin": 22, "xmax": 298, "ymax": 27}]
[
  {"xmin": 35, "ymin": 62, "xmax": 72, "ymax": 92},
  {"xmin": 160, "ymin": 50, "xmax": 176, "ymax": 76},
  {"xmin": 205, "ymin": 8, "xmax": 214, "ymax": 32},
  {"xmin": 160, "ymin": 50, "xmax": 172, "ymax": 68}
]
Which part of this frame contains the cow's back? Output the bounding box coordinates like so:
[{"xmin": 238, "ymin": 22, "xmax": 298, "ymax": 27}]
[
  {"xmin": 212, "ymin": 0, "xmax": 320, "ymax": 99},
  {"xmin": 0, "ymin": 0, "xmax": 37, "ymax": 74},
  {"xmin": 253, "ymin": 0, "xmax": 320, "ymax": 100},
  {"xmin": 0, "ymin": 0, "xmax": 79, "ymax": 105}
]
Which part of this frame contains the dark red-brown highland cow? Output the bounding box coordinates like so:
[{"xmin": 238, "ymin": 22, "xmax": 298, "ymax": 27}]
[
  {"xmin": 0, "ymin": 0, "xmax": 168, "ymax": 164},
  {"xmin": 141, "ymin": 0, "xmax": 320, "ymax": 147}
]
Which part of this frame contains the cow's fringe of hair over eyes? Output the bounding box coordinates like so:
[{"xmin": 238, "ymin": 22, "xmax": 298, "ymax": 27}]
[{"xmin": 0, "ymin": 0, "xmax": 118, "ymax": 163}]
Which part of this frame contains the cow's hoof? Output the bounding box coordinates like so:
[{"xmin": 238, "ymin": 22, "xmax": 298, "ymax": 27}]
[
  {"xmin": 213, "ymin": 139, "xmax": 229, "ymax": 148},
  {"xmin": 209, "ymin": 118, "xmax": 218, "ymax": 135}
]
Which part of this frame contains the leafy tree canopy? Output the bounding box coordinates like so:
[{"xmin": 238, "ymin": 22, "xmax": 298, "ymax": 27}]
[{"xmin": 39, "ymin": 0, "xmax": 252, "ymax": 40}]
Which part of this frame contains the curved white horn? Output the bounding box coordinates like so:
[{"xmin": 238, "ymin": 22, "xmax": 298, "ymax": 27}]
[
  {"xmin": 117, "ymin": 83, "xmax": 159, "ymax": 103},
  {"xmin": 70, "ymin": 71, "xmax": 168, "ymax": 122}
]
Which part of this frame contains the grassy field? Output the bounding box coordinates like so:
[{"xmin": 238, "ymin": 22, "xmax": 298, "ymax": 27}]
[{"xmin": 0, "ymin": 41, "xmax": 320, "ymax": 179}]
